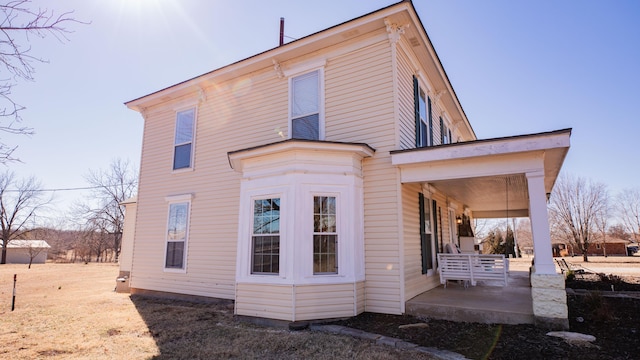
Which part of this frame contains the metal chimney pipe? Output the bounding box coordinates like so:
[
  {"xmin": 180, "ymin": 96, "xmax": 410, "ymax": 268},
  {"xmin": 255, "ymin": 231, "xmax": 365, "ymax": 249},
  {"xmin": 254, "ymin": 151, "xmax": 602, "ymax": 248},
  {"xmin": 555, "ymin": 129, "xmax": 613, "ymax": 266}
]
[{"xmin": 279, "ymin": 17, "xmax": 284, "ymax": 46}]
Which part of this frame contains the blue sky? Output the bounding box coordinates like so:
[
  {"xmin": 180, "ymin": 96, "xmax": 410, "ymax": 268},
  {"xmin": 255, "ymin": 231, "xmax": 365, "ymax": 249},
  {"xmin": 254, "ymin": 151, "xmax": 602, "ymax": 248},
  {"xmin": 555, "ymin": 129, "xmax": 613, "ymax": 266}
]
[{"xmin": 9, "ymin": 0, "xmax": 640, "ymax": 225}]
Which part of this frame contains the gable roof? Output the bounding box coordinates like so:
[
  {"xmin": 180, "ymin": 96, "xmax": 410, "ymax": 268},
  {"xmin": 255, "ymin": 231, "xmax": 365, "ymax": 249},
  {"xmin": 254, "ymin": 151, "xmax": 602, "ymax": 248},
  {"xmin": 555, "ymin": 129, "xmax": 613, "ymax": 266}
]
[
  {"xmin": 125, "ymin": 1, "xmax": 475, "ymax": 140},
  {"xmin": 2, "ymin": 240, "xmax": 51, "ymax": 249}
]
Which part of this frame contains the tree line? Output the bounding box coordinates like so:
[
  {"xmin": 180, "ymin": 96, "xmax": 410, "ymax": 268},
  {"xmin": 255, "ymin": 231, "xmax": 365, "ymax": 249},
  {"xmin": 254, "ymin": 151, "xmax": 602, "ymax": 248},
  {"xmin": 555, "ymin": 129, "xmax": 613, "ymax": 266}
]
[{"xmin": 0, "ymin": 158, "xmax": 137, "ymax": 265}]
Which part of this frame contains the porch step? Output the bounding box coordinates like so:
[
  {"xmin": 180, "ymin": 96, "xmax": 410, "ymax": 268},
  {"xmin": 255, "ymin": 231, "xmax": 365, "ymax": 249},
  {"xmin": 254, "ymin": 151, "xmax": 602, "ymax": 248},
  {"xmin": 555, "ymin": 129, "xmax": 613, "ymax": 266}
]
[{"xmin": 406, "ymin": 272, "xmax": 534, "ymax": 325}]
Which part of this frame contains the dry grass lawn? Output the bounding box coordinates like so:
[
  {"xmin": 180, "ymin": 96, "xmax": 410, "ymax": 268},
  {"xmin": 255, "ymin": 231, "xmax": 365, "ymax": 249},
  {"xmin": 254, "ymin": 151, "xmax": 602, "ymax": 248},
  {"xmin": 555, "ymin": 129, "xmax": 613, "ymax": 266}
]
[{"xmin": 0, "ymin": 263, "xmax": 433, "ymax": 359}]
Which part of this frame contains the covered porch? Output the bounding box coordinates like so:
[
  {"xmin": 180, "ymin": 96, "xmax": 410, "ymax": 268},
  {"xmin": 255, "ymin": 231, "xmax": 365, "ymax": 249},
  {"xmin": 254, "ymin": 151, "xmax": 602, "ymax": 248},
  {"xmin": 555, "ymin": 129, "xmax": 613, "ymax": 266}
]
[
  {"xmin": 406, "ymin": 266, "xmax": 533, "ymax": 325},
  {"xmin": 391, "ymin": 129, "xmax": 571, "ymax": 329}
]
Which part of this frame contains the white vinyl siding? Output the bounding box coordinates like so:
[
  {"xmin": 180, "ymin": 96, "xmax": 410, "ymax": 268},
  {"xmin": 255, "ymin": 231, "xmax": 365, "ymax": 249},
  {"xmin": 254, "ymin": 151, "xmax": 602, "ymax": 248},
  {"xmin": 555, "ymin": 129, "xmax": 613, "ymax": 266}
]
[
  {"xmin": 325, "ymin": 40, "xmax": 402, "ymax": 315},
  {"xmin": 397, "ymin": 46, "xmax": 420, "ymax": 149},
  {"xmin": 235, "ymin": 282, "xmax": 365, "ymax": 321},
  {"xmin": 294, "ymin": 282, "xmax": 361, "ymax": 320},
  {"xmin": 236, "ymin": 283, "xmax": 294, "ymax": 321},
  {"xmin": 402, "ymin": 184, "xmax": 440, "ymax": 300},
  {"xmin": 131, "ymin": 66, "xmax": 287, "ymax": 300}
]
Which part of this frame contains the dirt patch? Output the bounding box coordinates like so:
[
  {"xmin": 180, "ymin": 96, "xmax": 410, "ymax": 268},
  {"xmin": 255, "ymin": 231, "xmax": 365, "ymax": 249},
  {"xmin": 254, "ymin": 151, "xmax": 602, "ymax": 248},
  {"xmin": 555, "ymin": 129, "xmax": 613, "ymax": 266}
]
[{"xmin": 37, "ymin": 349, "xmax": 73, "ymax": 357}]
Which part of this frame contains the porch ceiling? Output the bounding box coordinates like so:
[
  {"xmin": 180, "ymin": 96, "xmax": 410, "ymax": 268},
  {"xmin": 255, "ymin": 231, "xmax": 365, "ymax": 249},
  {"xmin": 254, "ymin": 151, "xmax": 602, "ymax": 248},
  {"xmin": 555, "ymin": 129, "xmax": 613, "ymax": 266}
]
[
  {"xmin": 391, "ymin": 129, "xmax": 571, "ymax": 219},
  {"xmin": 430, "ymin": 174, "xmax": 530, "ymax": 218}
]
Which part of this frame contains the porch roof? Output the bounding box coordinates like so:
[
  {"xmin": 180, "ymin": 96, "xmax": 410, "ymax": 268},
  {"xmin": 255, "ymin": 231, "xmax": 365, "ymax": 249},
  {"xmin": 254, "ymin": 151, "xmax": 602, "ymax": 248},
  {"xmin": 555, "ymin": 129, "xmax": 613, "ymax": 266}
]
[{"xmin": 390, "ymin": 129, "xmax": 571, "ymax": 218}]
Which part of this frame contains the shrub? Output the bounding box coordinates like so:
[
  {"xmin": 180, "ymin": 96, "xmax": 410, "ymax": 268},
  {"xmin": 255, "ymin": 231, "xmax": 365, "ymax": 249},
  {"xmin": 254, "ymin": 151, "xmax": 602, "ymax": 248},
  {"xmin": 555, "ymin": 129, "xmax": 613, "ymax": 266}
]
[
  {"xmin": 565, "ymin": 270, "xmax": 576, "ymax": 281},
  {"xmin": 583, "ymin": 291, "xmax": 615, "ymax": 323}
]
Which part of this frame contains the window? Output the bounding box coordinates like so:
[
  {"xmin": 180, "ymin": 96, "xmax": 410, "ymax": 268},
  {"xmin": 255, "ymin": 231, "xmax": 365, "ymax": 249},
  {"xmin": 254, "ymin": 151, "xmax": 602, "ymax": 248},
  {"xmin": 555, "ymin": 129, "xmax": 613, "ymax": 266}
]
[
  {"xmin": 173, "ymin": 108, "xmax": 195, "ymax": 170},
  {"xmin": 252, "ymin": 198, "xmax": 280, "ymax": 274},
  {"xmin": 440, "ymin": 117, "xmax": 449, "ymax": 144},
  {"xmin": 291, "ymin": 70, "xmax": 320, "ymax": 140},
  {"xmin": 413, "ymin": 76, "xmax": 431, "ymax": 147},
  {"xmin": 165, "ymin": 202, "xmax": 190, "ymax": 269},
  {"xmin": 313, "ymin": 196, "xmax": 337, "ymax": 274}
]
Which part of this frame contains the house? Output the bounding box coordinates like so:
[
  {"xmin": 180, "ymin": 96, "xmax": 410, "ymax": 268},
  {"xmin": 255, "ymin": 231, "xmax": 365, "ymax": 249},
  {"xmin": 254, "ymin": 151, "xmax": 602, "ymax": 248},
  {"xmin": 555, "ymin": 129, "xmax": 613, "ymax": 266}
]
[
  {"xmin": 123, "ymin": 1, "xmax": 571, "ymax": 328},
  {"xmin": 3, "ymin": 240, "xmax": 51, "ymax": 264},
  {"xmin": 553, "ymin": 238, "xmax": 632, "ymax": 257},
  {"xmin": 587, "ymin": 238, "xmax": 631, "ymax": 257}
]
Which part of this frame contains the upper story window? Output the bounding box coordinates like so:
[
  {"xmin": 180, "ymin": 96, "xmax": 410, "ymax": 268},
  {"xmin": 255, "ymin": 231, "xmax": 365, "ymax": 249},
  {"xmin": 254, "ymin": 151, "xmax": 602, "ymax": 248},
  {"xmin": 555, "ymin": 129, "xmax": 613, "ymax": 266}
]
[
  {"xmin": 165, "ymin": 201, "xmax": 190, "ymax": 270},
  {"xmin": 291, "ymin": 70, "xmax": 321, "ymax": 140},
  {"xmin": 251, "ymin": 198, "xmax": 281, "ymax": 275},
  {"xmin": 440, "ymin": 116, "xmax": 450, "ymax": 144},
  {"xmin": 414, "ymin": 76, "xmax": 431, "ymax": 147},
  {"xmin": 173, "ymin": 108, "xmax": 195, "ymax": 170}
]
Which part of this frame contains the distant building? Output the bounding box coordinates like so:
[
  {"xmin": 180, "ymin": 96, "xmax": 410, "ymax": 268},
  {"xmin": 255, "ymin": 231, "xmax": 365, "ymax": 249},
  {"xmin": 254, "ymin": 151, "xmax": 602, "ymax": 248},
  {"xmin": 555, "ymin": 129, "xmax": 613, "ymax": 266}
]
[
  {"xmin": 3, "ymin": 240, "xmax": 51, "ymax": 264},
  {"xmin": 587, "ymin": 238, "xmax": 630, "ymax": 256},
  {"xmin": 552, "ymin": 238, "xmax": 632, "ymax": 257}
]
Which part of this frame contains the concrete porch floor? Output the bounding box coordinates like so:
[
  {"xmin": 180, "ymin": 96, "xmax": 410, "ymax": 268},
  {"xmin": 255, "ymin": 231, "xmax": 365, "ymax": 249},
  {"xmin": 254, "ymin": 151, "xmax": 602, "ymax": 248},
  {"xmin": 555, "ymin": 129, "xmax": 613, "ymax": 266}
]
[{"xmin": 405, "ymin": 271, "xmax": 534, "ymax": 325}]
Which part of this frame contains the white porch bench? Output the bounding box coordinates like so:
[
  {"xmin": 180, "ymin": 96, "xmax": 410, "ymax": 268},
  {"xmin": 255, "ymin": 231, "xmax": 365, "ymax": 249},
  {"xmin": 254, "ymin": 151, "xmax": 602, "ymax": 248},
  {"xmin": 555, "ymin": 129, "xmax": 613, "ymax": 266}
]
[{"xmin": 437, "ymin": 253, "xmax": 509, "ymax": 287}]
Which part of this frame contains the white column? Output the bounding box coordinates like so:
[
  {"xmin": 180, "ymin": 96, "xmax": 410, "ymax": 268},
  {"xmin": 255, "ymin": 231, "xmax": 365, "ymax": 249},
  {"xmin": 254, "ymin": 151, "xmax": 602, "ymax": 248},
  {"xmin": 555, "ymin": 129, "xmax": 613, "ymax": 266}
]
[{"xmin": 526, "ymin": 171, "xmax": 556, "ymax": 274}]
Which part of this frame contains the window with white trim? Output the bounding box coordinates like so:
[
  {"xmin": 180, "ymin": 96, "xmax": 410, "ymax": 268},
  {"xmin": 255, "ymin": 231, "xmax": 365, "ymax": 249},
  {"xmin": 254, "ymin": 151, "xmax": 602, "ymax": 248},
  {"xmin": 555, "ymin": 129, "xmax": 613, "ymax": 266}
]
[
  {"xmin": 165, "ymin": 201, "xmax": 190, "ymax": 270},
  {"xmin": 251, "ymin": 198, "xmax": 281, "ymax": 275},
  {"xmin": 173, "ymin": 108, "xmax": 195, "ymax": 170},
  {"xmin": 313, "ymin": 196, "xmax": 337, "ymax": 274},
  {"xmin": 291, "ymin": 70, "xmax": 320, "ymax": 140},
  {"xmin": 441, "ymin": 116, "xmax": 450, "ymax": 145}
]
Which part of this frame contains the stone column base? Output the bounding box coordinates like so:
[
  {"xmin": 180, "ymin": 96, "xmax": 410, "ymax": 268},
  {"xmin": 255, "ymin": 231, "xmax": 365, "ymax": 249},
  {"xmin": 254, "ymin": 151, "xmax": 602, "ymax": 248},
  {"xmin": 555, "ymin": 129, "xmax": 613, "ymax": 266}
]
[{"xmin": 530, "ymin": 271, "xmax": 569, "ymax": 330}]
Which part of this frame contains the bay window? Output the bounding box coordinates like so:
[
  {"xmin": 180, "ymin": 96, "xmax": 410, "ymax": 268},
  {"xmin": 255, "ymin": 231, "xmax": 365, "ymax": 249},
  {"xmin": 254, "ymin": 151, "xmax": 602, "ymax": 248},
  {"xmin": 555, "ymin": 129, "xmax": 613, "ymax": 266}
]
[
  {"xmin": 251, "ymin": 198, "xmax": 281, "ymax": 275},
  {"xmin": 313, "ymin": 196, "xmax": 338, "ymax": 274}
]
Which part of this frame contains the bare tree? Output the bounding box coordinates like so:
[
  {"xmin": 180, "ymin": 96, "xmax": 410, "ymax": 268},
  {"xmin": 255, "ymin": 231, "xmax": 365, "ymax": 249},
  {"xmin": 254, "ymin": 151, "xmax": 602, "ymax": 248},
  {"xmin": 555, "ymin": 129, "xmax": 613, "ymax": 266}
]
[
  {"xmin": 77, "ymin": 158, "xmax": 137, "ymax": 261},
  {"xmin": 608, "ymin": 223, "xmax": 631, "ymax": 241},
  {"xmin": 0, "ymin": 1, "xmax": 82, "ymax": 161},
  {"xmin": 0, "ymin": 170, "xmax": 48, "ymax": 263},
  {"xmin": 472, "ymin": 218, "xmax": 492, "ymax": 240},
  {"xmin": 616, "ymin": 187, "xmax": 640, "ymax": 243},
  {"xmin": 549, "ymin": 175, "xmax": 609, "ymax": 262}
]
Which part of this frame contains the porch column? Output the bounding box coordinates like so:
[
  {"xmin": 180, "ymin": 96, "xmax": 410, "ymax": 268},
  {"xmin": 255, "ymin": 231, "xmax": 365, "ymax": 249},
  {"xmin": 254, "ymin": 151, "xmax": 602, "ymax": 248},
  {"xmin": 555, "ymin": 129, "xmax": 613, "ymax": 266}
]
[
  {"xmin": 526, "ymin": 171, "xmax": 555, "ymax": 274},
  {"xmin": 526, "ymin": 170, "xmax": 568, "ymax": 330}
]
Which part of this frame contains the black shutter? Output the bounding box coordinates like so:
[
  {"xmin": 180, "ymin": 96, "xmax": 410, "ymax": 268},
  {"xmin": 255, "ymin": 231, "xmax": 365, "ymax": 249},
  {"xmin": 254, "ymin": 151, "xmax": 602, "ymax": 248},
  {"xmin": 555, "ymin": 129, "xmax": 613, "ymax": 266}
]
[
  {"xmin": 419, "ymin": 193, "xmax": 432, "ymax": 273},
  {"xmin": 439, "ymin": 116, "xmax": 444, "ymax": 144},
  {"xmin": 449, "ymin": 129, "xmax": 452, "ymax": 143},
  {"xmin": 413, "ymin": 76, "xmax": 420, "ymax": 147},
  {"xmin": 433, "ymin": 200, "xmax": 439, "ymax": 266},
  {"xmin": 428, "ymin": 97, "xmax": 433, "ymax": 146}
]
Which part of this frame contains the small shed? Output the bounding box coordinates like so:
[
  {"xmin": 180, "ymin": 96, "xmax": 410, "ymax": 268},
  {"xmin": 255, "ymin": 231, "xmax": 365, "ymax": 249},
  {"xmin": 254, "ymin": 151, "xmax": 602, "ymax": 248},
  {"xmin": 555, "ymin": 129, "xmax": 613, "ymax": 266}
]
[{"xmin": 3, "ymin": 240, "xmax": 51, "ymax": 264}]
